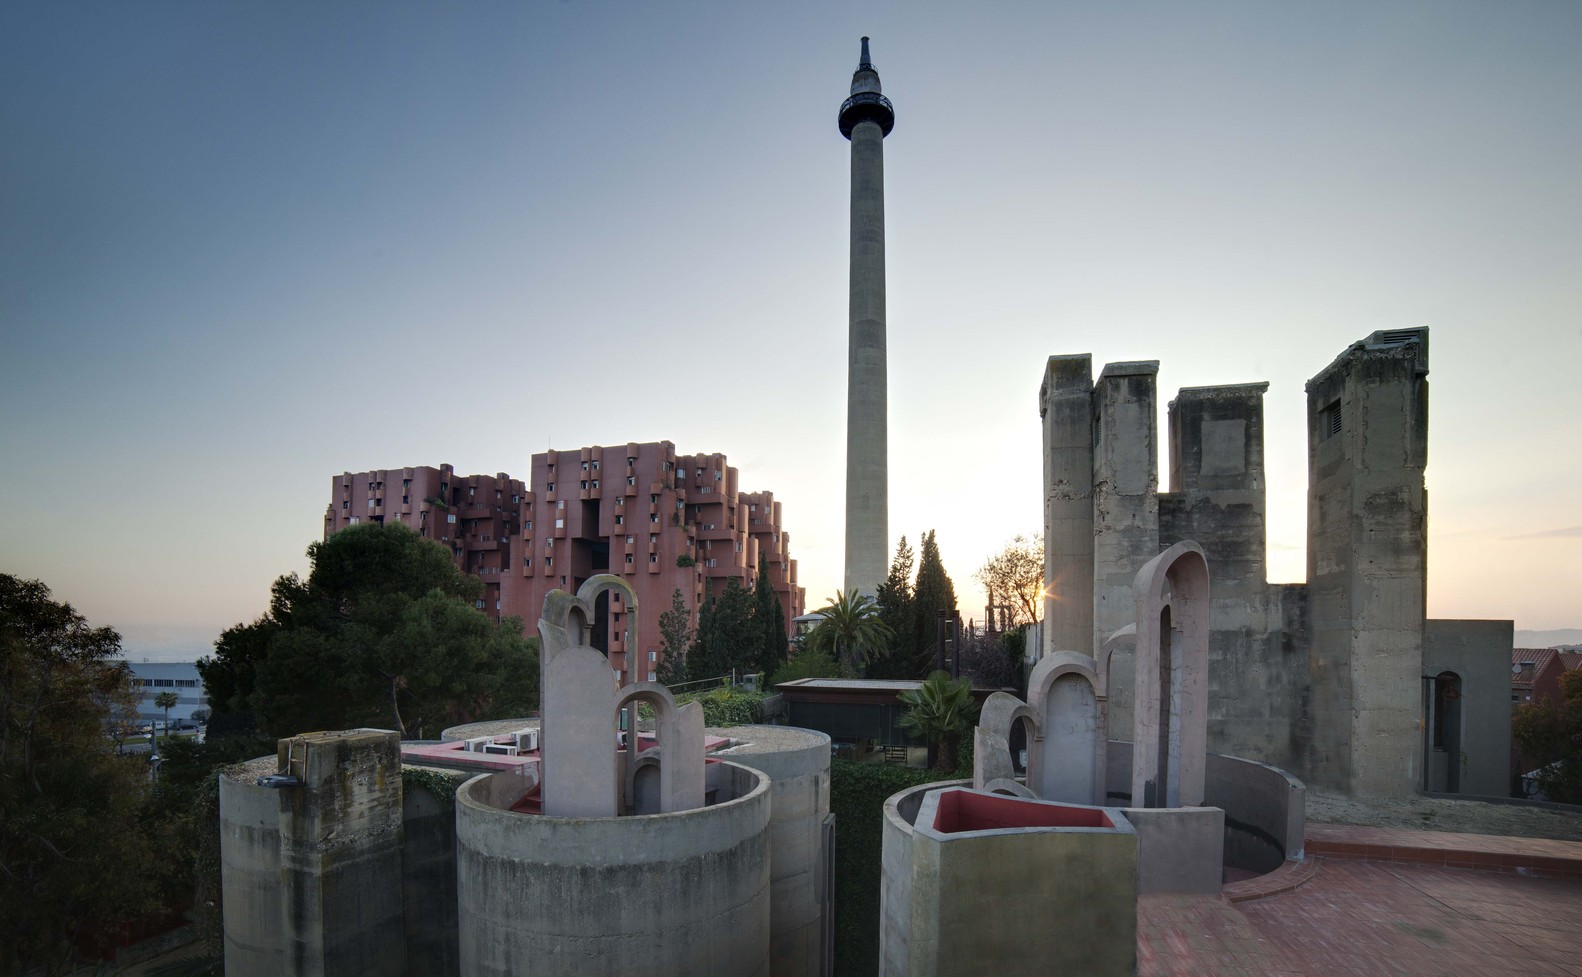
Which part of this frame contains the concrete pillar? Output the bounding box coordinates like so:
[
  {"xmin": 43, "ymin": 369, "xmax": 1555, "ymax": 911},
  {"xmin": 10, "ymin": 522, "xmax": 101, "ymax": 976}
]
[
  {"xmin": 276, "ymin": 730, "xmax": 407, "ymax": 977},
  {"xmin": 1159, "ymin": 383, "xmax": 1300, "ymax": 771},
  {"xmin": 1305, "ymin": 330, "xmax": 1428, "ymax": 796},
  {"xmin": 1092, "ymin": 362, "xmax": 1159, "ymax": 735},
  {"xmin": 839, "ymin": 37, "xmax": 896, "ymax": 598},
  {"xmin": 1040, "ymin": 354, "xmax": 1095, "ymax": 658}
]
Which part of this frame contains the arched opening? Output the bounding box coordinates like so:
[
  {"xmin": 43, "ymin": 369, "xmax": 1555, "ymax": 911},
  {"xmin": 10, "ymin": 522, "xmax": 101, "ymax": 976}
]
[
  {"xmin": 1150, "ymin": 603, "xmax": 1174, "ymax": 808},
  {"xmin": 1425, "ymin": 671, "xmax": 1462, "ymax": 793},
  {"xmin": 630, "ymin": 757, "xmax": 662, "ymax": 815}
]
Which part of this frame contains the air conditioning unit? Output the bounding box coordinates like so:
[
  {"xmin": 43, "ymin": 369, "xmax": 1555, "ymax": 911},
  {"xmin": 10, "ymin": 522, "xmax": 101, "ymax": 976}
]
[
  {"xmin": 482, "ymin": 742, "xmax": 518, "ymax": 756},
  {"xmin": 513, "ymin": 729, "xmax": 539, "ymax": 753},
  {"xmin": 463, "ymin": 737, "xmax": 491, "ymax": 753}
]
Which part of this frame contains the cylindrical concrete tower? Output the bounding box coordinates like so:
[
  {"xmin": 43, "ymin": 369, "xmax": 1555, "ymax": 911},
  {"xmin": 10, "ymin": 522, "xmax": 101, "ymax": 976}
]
[{"xmin": 839, "ymin": 36, "xmax": 895, "ymax": 598}]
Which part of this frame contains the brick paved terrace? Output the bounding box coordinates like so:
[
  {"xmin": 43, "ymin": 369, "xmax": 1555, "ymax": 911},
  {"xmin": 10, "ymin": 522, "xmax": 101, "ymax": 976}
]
[{"xmin": 1139, "ymin": 828, "xmax": 1582, "ymax": 977}]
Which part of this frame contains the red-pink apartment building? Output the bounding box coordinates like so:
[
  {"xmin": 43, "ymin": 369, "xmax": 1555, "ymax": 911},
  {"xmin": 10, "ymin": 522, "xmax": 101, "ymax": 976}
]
[{"xmin": 324, "ymin": 443, "xmax": 804, "ymax": 684}]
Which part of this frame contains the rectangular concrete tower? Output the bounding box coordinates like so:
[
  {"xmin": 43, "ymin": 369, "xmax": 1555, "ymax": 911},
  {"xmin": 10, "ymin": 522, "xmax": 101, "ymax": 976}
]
[
  {"xmin": 839, "ymin": 37, "xmax": 896, "ymax": 597},
  {"xmin": 1305, "ymin": 330, "xmax": 1429, "ymax": 797},
  {"xmin": 1040, "ymin": 354, "xmax": 1095, "ymax": 656}
]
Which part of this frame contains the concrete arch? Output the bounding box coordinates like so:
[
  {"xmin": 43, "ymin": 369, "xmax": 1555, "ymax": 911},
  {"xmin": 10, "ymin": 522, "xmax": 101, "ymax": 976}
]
[
  {"xmin": 1026, "ymin": 651, "xmax": 1100, "ymax": 804},
  {"xmin": 982, "ymin": 778, "xmax": 1038, "ymax": 799},
  {"xmin": 1095, "ymin": 625, "xmax": 1136, "ymax": 804},
  {"xmin": 973, "ymin": 691, "xmax": 1041, "ymax": 792},
  {"xmin": 1132, "ymin": 540, "xmax": 1210, "ymax": 808},
  {"xmin": 614, "ymin": 683, "xmax": 703, "ymax": 813},
  {"xmin": 578, "ymin": 574, "xmax": 641, "ymax": 657}
]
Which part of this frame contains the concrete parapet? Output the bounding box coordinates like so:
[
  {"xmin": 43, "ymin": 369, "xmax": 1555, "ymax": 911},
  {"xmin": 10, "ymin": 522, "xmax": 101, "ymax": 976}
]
[
  {"xmin": 881, "ymin": 783, "xmax": 1137, "ymax": 977},
  {"xmin": 1120, "ymin": 805, "xmax": 1224, "ymax": 893},
  {"xmin": 219, "ymin": 768, "xmax": 286, "ymax": 977},
  {"xmin": 455, "ymin": 760, "xmax": 772, "ymax": 977},
  {"xmin": 220, "ymin": 730, "xmax": 407, "ymax": 977},
  {"xmin": 709, "ymin": 726, "xmax": 832, "ymax": 977}
]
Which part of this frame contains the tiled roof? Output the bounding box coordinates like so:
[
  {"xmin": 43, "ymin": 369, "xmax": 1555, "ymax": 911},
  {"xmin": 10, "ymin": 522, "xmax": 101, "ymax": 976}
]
[
  {"xmin": 1560, "ymin": 652, "xmax": 1582, "ymax": 671},
  {"xmin": 1512, "ymin": 648, "xmax": 1559, "ymax": 689}
]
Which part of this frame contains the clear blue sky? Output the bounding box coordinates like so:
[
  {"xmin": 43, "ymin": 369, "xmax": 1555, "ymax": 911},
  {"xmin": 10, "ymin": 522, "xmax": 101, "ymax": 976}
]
[{"xmin": 3, "ymin": 1, "xmax": 1578, "ymax": 660}]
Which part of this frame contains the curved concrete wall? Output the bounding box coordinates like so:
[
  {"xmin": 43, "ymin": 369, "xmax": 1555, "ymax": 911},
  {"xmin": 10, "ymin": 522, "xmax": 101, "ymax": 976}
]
[
  {"xmin": 880, "ymin": 780, "xmax": 968, "ymax": 977},
  {"xmin": 218, "ymin": 773, "xmax": 286, "ymax": 976},
  {"xmin": 709, "ymin": 726, "xmax": 832, "ymax": 977},
  {"xmin": 1105, "ymin": 740, "xmax": 1306, "ymax": 874},
  {"xmin": 1204, "ymin": 751, "xmax": 1306, "ymax": 871},
  {"xmin": 456, "ymin": 761, "xmax": 772, "ymax": 977}
]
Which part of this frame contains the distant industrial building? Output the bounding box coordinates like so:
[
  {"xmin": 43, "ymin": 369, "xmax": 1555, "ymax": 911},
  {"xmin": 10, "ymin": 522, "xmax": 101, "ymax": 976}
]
[
  {"xmin": 126, "ymin": 661, "xmax": 208, "ymax": 722},
  {"xmin": 325, "ymin": 443, "xmax": 804, "ymax": 684}
]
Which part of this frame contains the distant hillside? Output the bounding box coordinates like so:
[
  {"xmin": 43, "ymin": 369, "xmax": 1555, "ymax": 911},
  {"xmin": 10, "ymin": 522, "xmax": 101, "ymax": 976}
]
[{"xmin": 1514, "ymin": 629, "xmax": 1582, "ymax": 649}]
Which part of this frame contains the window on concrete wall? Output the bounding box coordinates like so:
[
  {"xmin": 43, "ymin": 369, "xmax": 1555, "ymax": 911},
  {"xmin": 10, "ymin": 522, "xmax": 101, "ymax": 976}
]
[{"xmin": 1320, "ymin": 400, "xmax": 1342, "ymax": 440}]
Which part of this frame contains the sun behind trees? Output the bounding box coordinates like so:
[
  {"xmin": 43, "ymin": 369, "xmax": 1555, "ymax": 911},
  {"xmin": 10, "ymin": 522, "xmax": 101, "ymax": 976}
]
[{"xmin": 199, "ymin": 522, "xmax": 538, "ymax": 739}]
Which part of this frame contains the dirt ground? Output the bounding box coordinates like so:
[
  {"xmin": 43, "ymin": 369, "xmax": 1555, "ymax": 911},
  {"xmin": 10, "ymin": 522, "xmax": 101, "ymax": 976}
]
[{"xmin": 1306, "ymin": 787, "xmax": 1582, "ymax": 841}]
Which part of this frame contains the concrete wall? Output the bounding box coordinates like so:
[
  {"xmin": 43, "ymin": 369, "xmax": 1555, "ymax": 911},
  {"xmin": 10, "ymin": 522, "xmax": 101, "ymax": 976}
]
[
  {"xmin": 219, "ymin": 772, "xmax": 286, "ymax": 977},
  {"xmin": 708, "ymin": 727, "xmax": 832, "ymax": 977},
  {"xmin": 455, "ymin": 761, "xmax": 772, "ymax": 977},
  {"xmin": 1204, "ymin": 751, "xmax": 1307, "ymax": 873},
  {"xmin": 1040, "ymin": 354, "xmax": 1095, "ymax": 659},
  {"xmin": 1425, "ymin": 619, "xmax": 1514, "ymax": 798},
  {"xmin": 1120, "ymin": 805, "xmax": 1224, "ymax": 894},
  {"xmin": 1306, "ymin": 330, "xmax": 1428, "ymax": 796},
  {"xmin": 1106, "ymin": 741, "xmax": 1307, "ymax": 875},
  {"xmin": 402, "ymin": 767, "xmax": 468, "ymax": 977},
  {"xmin": 1159, "ymin": 383, "xmax": 1308, "ymax": 775},
  {"xmin": 220, "ymin": 732, "xmax": 409, "ymax": 977},
  {"xmin": 881, "ymin": 784, "xmax": 1137, "ymax": 977},
  {"xmin": 1091, "ymin": 363, "xmax": 1159, "ymax": 738}
]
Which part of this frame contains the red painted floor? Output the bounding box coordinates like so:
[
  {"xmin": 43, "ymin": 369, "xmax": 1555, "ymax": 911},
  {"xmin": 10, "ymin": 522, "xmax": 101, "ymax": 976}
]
[{"xmin": 1139, "ymin": 858, "xmax": 1582, "ymax": 976}]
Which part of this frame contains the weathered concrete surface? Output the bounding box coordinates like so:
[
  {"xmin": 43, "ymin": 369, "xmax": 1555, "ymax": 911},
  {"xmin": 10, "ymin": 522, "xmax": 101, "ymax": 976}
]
[
  {"xmin": 882, "ymin": 786, "xmax": 1137, "ymax": 977},
  {"xmin": 219, "ymin": 769, "xmax": 286, "ymax": 977},
  {"xmin": 1132, "ymin": 542, "xmax": 1210, "ymax": 809},
  {"xmin": 1025, "ymin": 652, "xmax": 1100, "ymax": 804},
  {"xmin": 456, "ymin": 761, "xmax": 771, "ymax": 977},
  {"xmin": 1204, "ymin": 751, "xmax": 1307, "ymax": 873},
  {"xmin": 276, "ymin": 730, "xmax": 407, "ymax": 977},
  {"xmin": 1305, "ymin": 330, "xmax": 1428, "ymax": 796},
  {"xmin": 1093, "ymin": 362, "xmax": 1159, "ymax": 736},
  {"xmin": 1109, "ymin": 741, "xmax": 1308, "ymax": 877},
  {"xmin": 1160, "ymin": 383, "xmax": 1310, "ymax": 776},
  {"xmin": 843, "ymin": 54, "xmax": 891, "ymax": 599},
  {"xmin": 710, "ymin": 726, "xmax": 832, "ymax": 977},
  {"xmin": 1121, "ymin": 805, "xmax": 1224, "ymax": 894},
  {"xmin": 1424, "ymin": 619, "xmax": 1514, "ymax": 798},
  {"xmin": 1041, "ymin": 354, "xmax": 1095, "ymax": 657},
  {"xmin": 402, "ymin": 766, "xmax": 468, "ymax": 977}
]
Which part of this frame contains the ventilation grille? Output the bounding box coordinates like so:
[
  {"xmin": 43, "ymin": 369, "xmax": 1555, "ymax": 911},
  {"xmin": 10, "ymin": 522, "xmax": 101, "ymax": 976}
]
[{"xmin": 1321, "ymin": 400, "xmax": 1342, "ymax": 440}]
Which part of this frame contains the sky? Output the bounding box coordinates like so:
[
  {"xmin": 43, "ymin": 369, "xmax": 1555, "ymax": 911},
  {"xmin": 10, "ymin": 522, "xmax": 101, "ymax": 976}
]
[{"xmin": 2, "ymin": 1, "xmax": 1578, "ymax": 661}]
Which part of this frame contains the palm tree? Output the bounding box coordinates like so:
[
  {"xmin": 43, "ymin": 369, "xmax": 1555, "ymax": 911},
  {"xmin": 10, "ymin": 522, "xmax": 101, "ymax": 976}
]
[
  {"xmin": 898, "ymin": 671, "xmax": 979, "ymax": 772},
  {"xmin": 153, "ymin": 691, "xmax": 180, "ymax": 748},
  {"xmin": 805, "ymin": 590, "xmax": 892, "ymax": 674}
]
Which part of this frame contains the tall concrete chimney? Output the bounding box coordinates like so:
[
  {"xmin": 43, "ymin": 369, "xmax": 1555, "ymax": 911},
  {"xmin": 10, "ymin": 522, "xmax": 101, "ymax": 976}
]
[{"xmin": 838, "ymin": 36, "xmax": 895, "ymax": 597}]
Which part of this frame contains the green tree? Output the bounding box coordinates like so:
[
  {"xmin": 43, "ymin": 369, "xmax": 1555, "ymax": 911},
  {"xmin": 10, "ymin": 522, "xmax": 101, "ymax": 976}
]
[
  {"xmin": 199, "ymin": 523, "xmax": 538, "ymax": 739},
  {"xmin": 655, "ymin": 588, "xmax": 693, "ymax": 685},
  {"xmin": 974, "ymin": 533, "xmax": 1044, "ymax": 629},
  {"xmin": 1513, "ymin": 669, "xmax": 1582, "ymax": 803},
  {"xmin": 153, "ymin": 690, "xmax": 180, "ymax": 748},
  {"xmin": 868, "ymin": 537, "xmax": 916, "ymax": 680},
  {"xmin": 910, "ymin": 530, "xmax": 959, "ymax": 676},
  {"xmin": 0, "ymin": 575, "xmax": 173, "ymax": 975},
  {"xmin": 806, "ymin": 590, "xmax": 892, "ymax": 675},
  {"xmin": 689, "ymin": 577, "xmax": 756, "ymax": 681},
  {"xmin": 751, "ymin": 554, "xmax": 789, "ymax": 678},
  {"xmin": 768, "ymin": 646, "xmax": 844, "ymax": 687},
  {"xmin": 897, "ymin": 670, "xmax": 979, "ymax": 772}
]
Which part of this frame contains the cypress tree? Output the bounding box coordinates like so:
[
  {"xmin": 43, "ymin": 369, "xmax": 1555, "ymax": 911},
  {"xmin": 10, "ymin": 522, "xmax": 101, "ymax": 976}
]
[
  {"xmin": 911, "ymin": 530, "xmax": 958, "ymax": 677},
  {"xmin": 869, "ymin": 537, "xmax": 916, "ymax": 680},
  {"xmin": 751, "ymin": 554, "xmax": 788, "ymax": 678}
]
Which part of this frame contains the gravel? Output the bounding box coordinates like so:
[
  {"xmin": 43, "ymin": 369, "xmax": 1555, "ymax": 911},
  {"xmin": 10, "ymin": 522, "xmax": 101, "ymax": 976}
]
[{"xmin": 1306, "ymin": 788, "xmax": 1582, "ymax": 841}]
